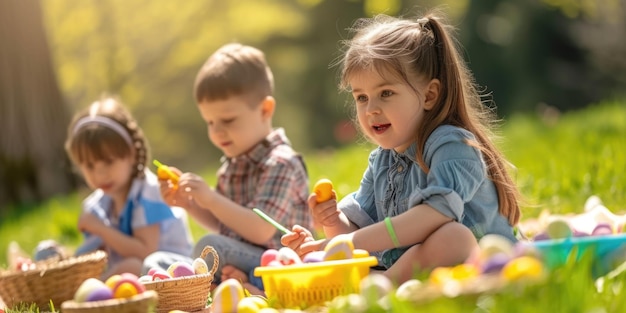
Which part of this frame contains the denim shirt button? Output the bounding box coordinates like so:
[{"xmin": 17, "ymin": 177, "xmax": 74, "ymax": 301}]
[{"xmin": 397, "ymin": 166, "xmax": 403, "ymax": 172}]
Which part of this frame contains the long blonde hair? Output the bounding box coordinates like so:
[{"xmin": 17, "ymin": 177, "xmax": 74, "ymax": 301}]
[{"xmin": 339, "ymin": 13, "xmax": 521, "ymax": 225}]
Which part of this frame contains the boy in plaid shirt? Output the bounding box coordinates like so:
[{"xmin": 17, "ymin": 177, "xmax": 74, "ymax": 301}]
[{"xmin": 144, "ymin": 43, "xmax": 312, "ymax": 292}]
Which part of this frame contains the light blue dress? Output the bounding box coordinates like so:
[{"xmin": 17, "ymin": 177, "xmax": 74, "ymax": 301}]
[
  {"xmin": 75, "ymin": 169, "xmax": 193, "ymax": 267},
  {"xmin": 339, "ymin": 125, "xmax": 516, "ymax": 268}
]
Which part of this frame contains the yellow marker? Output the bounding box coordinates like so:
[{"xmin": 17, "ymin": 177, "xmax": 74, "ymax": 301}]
[
  {"xmin": 313, "ymin": 178, "xmax": 333, "ymax": 202},
  {"xmin": 153, "ymin": 159, "xmax": 179, "ymax": 184}
]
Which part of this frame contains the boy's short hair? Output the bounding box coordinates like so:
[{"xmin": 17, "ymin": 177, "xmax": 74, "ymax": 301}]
[{"xmin": 194, "ymin": 43, "xmax": 274, "ymax": 105}]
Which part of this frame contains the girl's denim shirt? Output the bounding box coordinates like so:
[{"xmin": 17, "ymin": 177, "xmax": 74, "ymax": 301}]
[{"xmin": 339, "ymin": 125, "xmax": 516, "ymax": 268}]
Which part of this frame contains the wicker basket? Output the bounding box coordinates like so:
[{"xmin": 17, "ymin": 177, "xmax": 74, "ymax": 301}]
[
  {"xmin": 0, "ymin": 250, "xmax": 108, "ymax": 310},
  {"xmin": 142, "ymin": 246, "xmax": 219, "ymax": 313},
  {"xmin": 61, "ymin": 290, "xmax": 158, "ymax": 313}
]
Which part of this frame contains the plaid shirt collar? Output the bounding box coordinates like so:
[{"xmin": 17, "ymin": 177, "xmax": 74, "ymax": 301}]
[{"xmin": 220, "ymin": 128, "xmax": 291, "ymax": 165}]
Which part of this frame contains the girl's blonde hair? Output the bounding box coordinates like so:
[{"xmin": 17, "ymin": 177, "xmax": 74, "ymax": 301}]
[
  {"xmin": 339, "ymin": 12, "xmax": 521, "ymax": 225},
  {"xmin": 65, "ymin": 95, "xmax": 149, "ymax": 179}
]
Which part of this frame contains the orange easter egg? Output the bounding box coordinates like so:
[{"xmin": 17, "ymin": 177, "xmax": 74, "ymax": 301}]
[{"xmin": 313, "ymin": 179, "xmax": 333, "ymax": 202}]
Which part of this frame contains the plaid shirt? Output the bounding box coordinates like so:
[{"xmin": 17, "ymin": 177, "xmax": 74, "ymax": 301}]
[{"xmin": 216, "ymin": 128, "xmax": 312, "ymax": 249}]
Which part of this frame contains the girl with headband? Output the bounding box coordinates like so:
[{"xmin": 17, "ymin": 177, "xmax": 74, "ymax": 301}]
[{"xmin": 64, "ymin": 95, "xmax": 193, "ymax": 279}]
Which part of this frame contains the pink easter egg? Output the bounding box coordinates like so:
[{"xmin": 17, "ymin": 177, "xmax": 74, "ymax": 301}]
[
  {"xmin": 260, "ymin": 249, "xmax": 279, "ymax": 267},
  {"xmin": 147, "ymin": 268, "xmax": 160, "ymax": 276},
  {"xmin": 592, "ymin": 223, "xmax": 613, "ymax": 236},
  {"xmin": 151, "ymin": 269, "xmax": 172, "ymax": 281},
  {"xmin": 167, "ymin": 261, "xmax": 195, "ymax": 278},
  {"xmin": 267, "ymin": 260, "xmax": 283, "ymax": 267}
]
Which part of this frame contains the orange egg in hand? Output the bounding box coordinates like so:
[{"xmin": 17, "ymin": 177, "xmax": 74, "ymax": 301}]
[{"xmin": 313, "ymin": 178, "xmax": 333, "ymax": 202}]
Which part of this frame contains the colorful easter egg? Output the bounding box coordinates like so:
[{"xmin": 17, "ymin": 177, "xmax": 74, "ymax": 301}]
[
  {"xmin": 104, "ymin": 274, "xmax": 123, "ymax": 290},
  {"xmin": 138, "ymin": 275, "xmax": 153, "ymax": 283},
  {"xmin": 237, "ymin": 296, "xmax": 269, "ymax": 313},
  {"xmin": 429, "ymin": 267, "xmax": 453, "ymax": 286},
  {"xmin": 167, "ymin": 261, "xmax": 195, "ymax": 278},
  {"xmin": 258, "ymin": 309, "xmax": 281, "ymax": 313},
  {"xmin": 592, "ymin": 222, "xmax": 614, "ymax": 236},
  {"xmin": 501, "ymin": 256, "xmax": 544, "ymax": 282},
  {"xmin": 450, "ymin": 263, "xmax": 479, "ymax": 281},
  {"xmin": 85, "ymin": 286, "xmax": 113, "ymax": 302},
  {"xmin": 478, "ymin": 234, "xmax": 514, "ymax": 259},
  {"xmin": 353, "ymin": 249, "xmax": 370, "ymax": 258},
  {"xmin": 302, "ymin": 251, "xmax": 326, "ymax": 263},
  {"xmin": 323, "ymin": 237, "xmax": 354, "ymax": 261},
  {"xmin": 260, "ymin": 249, "xmax": 279, "ymax": 267},
  {"xmin": 147, "ymin": 268, "xmax": 160, "ymax": 276},
  {"xmin": 546, "ymin": 219, "xmax": 573, "ymax": 239},
  {"xmin": 113, "ymin": 282, "xmax": 139, "ymax": 299},
  {"xmin": 211, "ymin": 278, "xmax": 245, "ymax": 313},
  {"xmin": 75, "ymin": 278, "xmax": 108, "ymax": 302},
  {"xmin": 151, "ymin": 269, "xmax": 171, "ymax": 281},
  {"xmin": 276, "ymin": 247, "xmax": 302, "ymax": 265},
  {"xmin": 481, "ymin": 253, "xmax": 512, "ymax": 274},
  {"xmin": 112, "ymin": 276, "xmax": 145, "ymax": 299},
  {"xmin": 192, "ymin": 258, "xmax": 209, "ymax": 274},
  {"xmin": 313, "ymin": 178, "xmax": 334, "ymax": 202},
  {"xmin": 395, "ymin": 279, "xmax": 422, "ymax": 301},
  {"xmin": 267, "ymin": 260, "xmax": 283, "ymax": 267},
  {"xmin": 359, "ymin": 273, "xmax": 392, "ymax": 302}
]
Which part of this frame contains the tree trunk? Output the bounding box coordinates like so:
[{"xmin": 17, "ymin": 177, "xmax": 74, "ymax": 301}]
[{"xmin": 0, "ymin": 0, "xmax": 75, "ymax": 209}]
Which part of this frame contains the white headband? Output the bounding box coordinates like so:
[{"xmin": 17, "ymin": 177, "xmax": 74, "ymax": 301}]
[{"xmin": 72, "ymin": 115, "xmax": 133, "ymax": 146}]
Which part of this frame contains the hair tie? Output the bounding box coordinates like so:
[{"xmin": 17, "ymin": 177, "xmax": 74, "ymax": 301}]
[{"xmin": 72, "ymin": 115, "xmax": 133, "ymax": 146}]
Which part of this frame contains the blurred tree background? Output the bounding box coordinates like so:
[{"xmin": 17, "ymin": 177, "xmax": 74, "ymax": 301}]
[{"xmin": 0, "ymin": 0, "xmax": 624, "ymax": 210}]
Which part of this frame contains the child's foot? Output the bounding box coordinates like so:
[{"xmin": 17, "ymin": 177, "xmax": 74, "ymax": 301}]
[{"xmin": 221, "ymin": 265, "xmax": 249, "ymax": 283}]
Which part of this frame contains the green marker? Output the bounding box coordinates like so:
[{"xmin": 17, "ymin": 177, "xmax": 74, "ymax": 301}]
[{"xmin": 252, "ymin": 208, "xmax": 291, "ymax": 234}]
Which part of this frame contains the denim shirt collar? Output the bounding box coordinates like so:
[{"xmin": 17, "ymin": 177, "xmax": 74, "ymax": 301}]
[{"xmin": 391, "ymin": 141, "xmax": 419, "ymax": 164}]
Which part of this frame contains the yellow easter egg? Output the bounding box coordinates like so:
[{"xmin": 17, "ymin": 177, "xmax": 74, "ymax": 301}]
[
  {"xmin": 212, "ymin": 278, "xmax": 245, "ymax": 313},
  {"xmin": 192, "ymin": 258, "xmax": 209, "ymax": 274},
  {"xmin": 450, "ymin": 263, "xmax": 479, "ymax": 281},
  {"xmin": 113, "ymin": 282, "xmax": 139, "ymax": 299},
  {"xmin": 501, "ymin": 256, "xmax": 544, "ymax": 282},
  {"xmin": 237, "ymin": 296, "xmax": 269, "ymax": 313},
  {"xmin": 104, "ymin": 274, "xmax": 123, "ymax": 290},
  {"xmin": 353, "ymin": 249, "xmax": 369, "ymax": 258},
  {"xmin": 429, "ymin": 267, "xmax": 453, "ymax": 286},
  {"xmin": 323, "ymin": 236, "xmax": 354, "ymax": 261}
]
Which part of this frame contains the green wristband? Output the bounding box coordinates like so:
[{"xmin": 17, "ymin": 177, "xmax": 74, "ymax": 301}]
[{"xmin": 384, "ymin": 217, "xmax": 401, "ymax": 248}]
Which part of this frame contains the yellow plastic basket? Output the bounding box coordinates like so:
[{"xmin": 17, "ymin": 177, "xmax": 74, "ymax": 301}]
[{"xmin": 253, "ymin": 255, "xmax": 378, "ymax": 308}]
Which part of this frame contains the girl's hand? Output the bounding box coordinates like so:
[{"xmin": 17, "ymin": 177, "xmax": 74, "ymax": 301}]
[
  {"xmin": 281, "ymin": 225, "xmax": 315, "ymax": 258},
  {"xmin": 78, "ymin": 213, "xmax": 106, "ymax": 235},
  {"xmin": 308, "ymin": 193, "xmax": 341, "ymax": 227}
]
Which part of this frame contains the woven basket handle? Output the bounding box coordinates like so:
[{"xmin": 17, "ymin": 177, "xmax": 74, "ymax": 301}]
[{"xmin": 199, "ymin": 245, "xmax": 219, "ymax": 277}]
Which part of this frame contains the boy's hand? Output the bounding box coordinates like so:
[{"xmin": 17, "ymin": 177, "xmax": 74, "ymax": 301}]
[
  {"xmin": 157, "ymin": 166, "xmax": 186, "ymax": 207},
  {"xmin": 308, "ymin": 193, "xmax": 341, "ymax": 227},
  {"xmin": 178, "ymin": 172, "xmax": 215, "ymax": 209},
  {"xmin": 281, "ymin": 225, "xmax": 315, "ymax": 258}
]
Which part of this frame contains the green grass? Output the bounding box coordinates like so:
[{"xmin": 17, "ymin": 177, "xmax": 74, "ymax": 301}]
[{"xmin": 1, "ymin": 101, "xmax": 625, "ymax": 312}]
